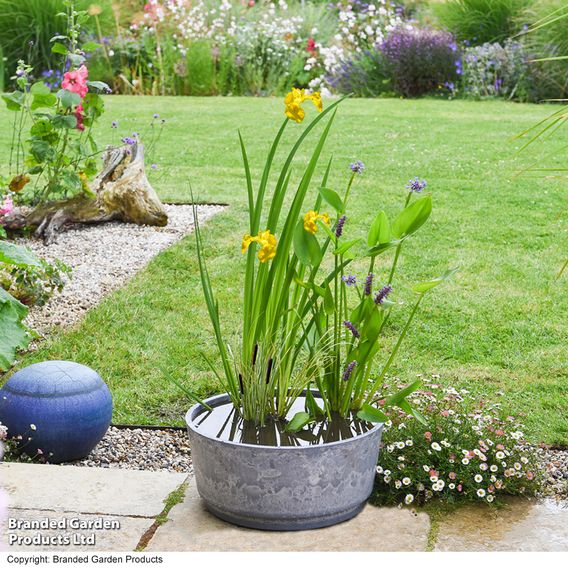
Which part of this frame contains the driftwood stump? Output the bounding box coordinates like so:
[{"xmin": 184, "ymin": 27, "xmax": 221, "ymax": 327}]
[{"xmin": 3, "ymin": 143, "xmax": 168, "ymax": 244}]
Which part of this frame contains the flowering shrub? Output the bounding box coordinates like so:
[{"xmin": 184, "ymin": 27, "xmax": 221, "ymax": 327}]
[
  {"xmin": 1, "ymin": 4, "xmax": 110, "ymax": 207},
  {"xmin": 460, "ymin": 40, "xmax": 537, "ymax": 101},
  {"xmin": 373, "ymin": 378, "xmax": 541, "ymax": 506},
  {"xmin": 380, "ymin": 27, "xmax": 461, "ymax": 97}
]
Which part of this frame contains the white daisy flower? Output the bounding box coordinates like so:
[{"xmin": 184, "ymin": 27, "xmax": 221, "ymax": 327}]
[
  {"xmin": 430, "ymin": 475, "xmax": 438, "ymax": 483},
  {"xmin": 490, "ymin": 475, "xmax": 497, "ymax": 482},
  {"xmin": 30, "ymin": 424, "xmax": 37, "ymax": 431},
  {"xmin": 521, "ymin": 456, "xmax": 529, "ymax": 464},
  {"xmin": 402, "ymin": 477, "xmax": 411, "ymax": 486},
  {"xmin": 395, "ymin": 480, "xmax": 402, "ymax": 489},
  {"xmin": 474, "ymin": 474, "xmax": 483, "ymax": 483},
  {"xmin": 384, "ymin": 470, "xmax": 391, "ymax": 476},
  {"xmin": 449, "ymin": 483, "xmax": 455, "ymax": 490},
  {"xmin": 479, "ymin": 463, "xmax": 488, "ymax": 471},
  {"xmin": 423, "ymin": 465, "xmax": 430, "ymax": 472},
  {"xmin": 431, "ymin": 442, "xmax": 442, "ymax": 451},
  {"xmin": 496, "ymin": 451, "xmax": 505, "ymax": 460},
  {"xmin": 462, "ymin": 458, "xmax": 470, "ymax": 465},
  {"xmin": 486, "ymin": 495, "xmax": 494, "ymax": 503},
  {"xmin": 376, "ymin": 466, "xmax": 383, "ymax": 474},
  {"xmin": 404, "ymin": 494, "xmax": 414, "ymax": 505},
  {"xmin": 477, "ymin": 488, "xmax": 486, "ymax": 498},
  {"xmin": 514, "ymin": 462, "xmax": 522, "ymax": 471},
  {"xmin": 490, "ymin": 465, "xmax": 498, "ymax": 472},
  {"xmin": 406, "ymin": 440, "xmax": 413, "ymax": 447},
  {"xmin": 396, "ymin": 442, "xmax": 405, "ymax": 449}
]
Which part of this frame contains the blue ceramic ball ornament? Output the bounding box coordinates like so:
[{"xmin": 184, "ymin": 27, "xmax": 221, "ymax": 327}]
[{"xmin": 0, "ymin": 361, "xmax": 112, "ymax": 463}]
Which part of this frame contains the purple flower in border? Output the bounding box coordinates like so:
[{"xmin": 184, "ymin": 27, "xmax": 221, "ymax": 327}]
[
  {"xmin": 350, "ymin": 160, "xmax": 365, "ymax": 175},
  {"xmin": 111, "ymin": 120, "xmax": 118, "ymax": 128},
  {"xmin": 153, "ymin": 113, "xmax": 160, "ymax": 119},
  {"xmin": 364, "ymin": 273, "xmax": 374, "ymax": 296},
  {"xmin": 374, "ymin": 284, "xmax": 393, "ymax": 305},
  {"xmin": 406, "ymin": 177, "xmax": 427, "ymax": 193},
  {"xmin": 151, "ymin": 164, "xmax": 158, "ymax": 170},
  {"xmin": 342, "ymin": 361, "xmax": 357, "ymax": 382},
  {"xmin": 121, "ymin": 136, "xmax": 135, "ymax": 145},
  {"xmin": 343, "ymin": 320, "xmax": 360, "ymax": 338},
  {"xmin": 342, "ymin": 274, "xmax": 357, "ymax": 287},
  {"xmin": 335, "ymin": 215, "xmax": 347, "ymax": 238}
]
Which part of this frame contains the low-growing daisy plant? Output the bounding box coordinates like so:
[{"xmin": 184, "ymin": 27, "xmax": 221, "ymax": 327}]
[{"xmin": 192, "ymin": 88, "xmax": 456, "ymax": 435}]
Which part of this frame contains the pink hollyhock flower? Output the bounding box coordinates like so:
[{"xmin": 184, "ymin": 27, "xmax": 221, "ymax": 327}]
[
  {"xmin": 62, "ymin": 65, "xmax": 89, "ymax": 99},
  {"xmin": 0, "ymin": 195, "xmax": 14, "ymax": 218},
  {"xmin": 75, "ymin": 103, "xmax": 85, "ymax": 131}
]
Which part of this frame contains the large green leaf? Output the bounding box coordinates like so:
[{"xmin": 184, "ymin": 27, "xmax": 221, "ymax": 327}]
[
  {"xmin": 391, "ymin": 196, "xmax": 432, "ymax": 239},
  {"xmin": 0, "ymin": 290, "xmax": 30, "ymax": 371},
  {"xmin": 293, "ymin": 220, "xmax": 321, "ymax": 266},
  {"xmin": 367, "ymin": 210, "xmax": 391, "ymax": 247},
  {"xmin": 0, "ymin": 242, "xmax": 41, "ymax": 267},
  {"xmin": 284, "ymin": 411, "xmax": 312, "ymax": 433},
  {"xmin": 31, "ymin": 93, "xmax": 57, "ymax": 110},
  {"xmin": 319, "ymin": 187, "xmax": 344, "ymax": 213},
  {"xmin": 57, "ymin": 89, "xmax": 81, "ymax": 109},
  {"xmin": 2, "ymin": 91, "xmax": 25, "ymax": 111}
]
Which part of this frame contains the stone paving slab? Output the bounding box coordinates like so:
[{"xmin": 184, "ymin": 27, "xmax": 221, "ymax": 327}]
[
  {"xmin": 0, "ymin": 462, "xmax": 187, "ymax": 517},
  {"xmin": 1, "ymin": 510, "xmax": 153, "ymax": 552},
  {"xmin": 434, "ymin": 497, "xmax": 568, "ymax": 552},
  {"xmin": 146, "ymin": 483, "xmax": 431, "ymax": 552}
]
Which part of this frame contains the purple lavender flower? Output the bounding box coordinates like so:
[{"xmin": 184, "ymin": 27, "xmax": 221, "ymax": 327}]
[
  {"xmin": 342, "ymin": 361, "xmax": 358, "ymax": 382},
  {"xmin": 364, "ymin": 273, "xmax": 374, "ymax": 296},
  {"xmin": 343, "ymin": 320, "xmax": 360, "ymax": 338},
  {"xmin": 121, "ymin": 137, "xmax": 135, "ymax": 145},
  {"xmin": 406, "ymin": 177, "xmax": 427, "ymax": 193},
  {"xmin": 342, "ymin": 274, "xmax": 357, "ymax": 287},
  {"xmin": 374, "ymin": 285, "xmax": 393, "ymax": 305},
  {"xmin": 350, "ymin": 160, "xmax": 365, "ymax": 175},
  {"xmin": 335, "ymin": 215, "xmax": 347, "ymax": 238}
]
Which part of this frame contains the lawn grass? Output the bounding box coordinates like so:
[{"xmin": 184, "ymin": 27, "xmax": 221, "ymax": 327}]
[{"xmin": 1, "ymin": 96, "xmax": 566, "ymax": 443}]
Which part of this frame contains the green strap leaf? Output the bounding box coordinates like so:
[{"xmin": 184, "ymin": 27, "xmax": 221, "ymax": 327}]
[
  {"xmin": 412, "ymin": 268, "xmax": 458, "ymax": 294},
  {"xmin": 357, "ymin": 403, "xmax": 388, "ymax": 423},
  {"xmin": 319, "ymin": 187, "xmax": 344, "ymax": 213}
]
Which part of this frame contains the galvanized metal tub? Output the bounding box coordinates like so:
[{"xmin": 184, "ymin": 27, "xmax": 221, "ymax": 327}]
[{"xmin": 186, "ymin": 393, "xmax": 383, "ymax": 531}]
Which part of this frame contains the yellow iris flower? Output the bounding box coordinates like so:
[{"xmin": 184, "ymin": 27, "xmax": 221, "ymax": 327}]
[
  {"xmin": 303, "ymin": 210, "xmax": 330, "ymax": 234},
  {"xmin": 284, "ymin": 88, "xmax": 323, "ymax": 123},
  {"xmin": 242, "ymin": 230, "xmax": 278, "ymax": 263}
]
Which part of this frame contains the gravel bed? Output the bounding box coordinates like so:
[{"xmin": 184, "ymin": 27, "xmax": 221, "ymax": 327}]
[
  {"xmin": 15, "ymin": 203, "xmax": 224, "ymax": 336},
  {"xmin": 67, "ymin": 426, "xmax": 192, "ymax": 474},
  {"xmin": 538, "ymin": 447, "xmax": 568, "ymax": 498}
]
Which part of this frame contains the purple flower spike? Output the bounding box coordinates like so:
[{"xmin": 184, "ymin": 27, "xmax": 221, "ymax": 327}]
[
  {"xmin": 343, "ymin": 320, "xmax": 360, "ymax": 338},
  {"xmin": 121, "ymin": 136, "xmax": 135, "ymax": 145},
  {"xmin": 375, "ymin": 285, "xmax": 393, "ymax": 305},
  {"xmin": 342, "ymin": 361, "xmax": 358, "ymax": 382},
  {"xmin": 342, "ymin": 274, "xmax": 357, "ymax": 287},
  {"xmin": 406, "ymin": 177, "xmax": 427, "ymax": 193},
  {"xmin": 335, "ymin": 215, "xmax": 347, "ymax": 238},
  {"xmin": 111, "ymin": 120, "xmax": 118, "ymax": 128},
  {"xmin": 151, "ymin": 164, "xmax": 158, "ymax": 170},
  {"xmin": 364, "ymin": 273, "xmax": 374, "ymax": 296},
  {"xmin": 153, "ymin": 113, "xmax": 160, "ymax": 119},
  {"xmin": 350, "ymin": 161, "xmax": 365, "ymax": 175}
]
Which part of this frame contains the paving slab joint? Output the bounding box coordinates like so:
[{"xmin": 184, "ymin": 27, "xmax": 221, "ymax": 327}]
[{"xmin": 135, "ymin": 481, "xmax": 189, "ymax": 551}]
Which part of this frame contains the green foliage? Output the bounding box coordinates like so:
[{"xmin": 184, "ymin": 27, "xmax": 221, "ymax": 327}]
[
  {"xmin": 0, "ymin": 242, "xmax": 39, "ymax": 370},
  {"xmin": 1, "ymin": 257, "xmax": 71, "ymax": 307},
  {"xmin": 435, "ymin": 0, "xmax": 532, "ymax": 45},
  {"xmin": 186, "ymin": 41, "xmax": 217, "ymax": 96},
  {"xmin": 0, "ymin": 0, "xmax": 114, "ymax": 86},
  {"xmin": 522, "ymin": 0, "xmax": 568, "ymax": 99}
]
